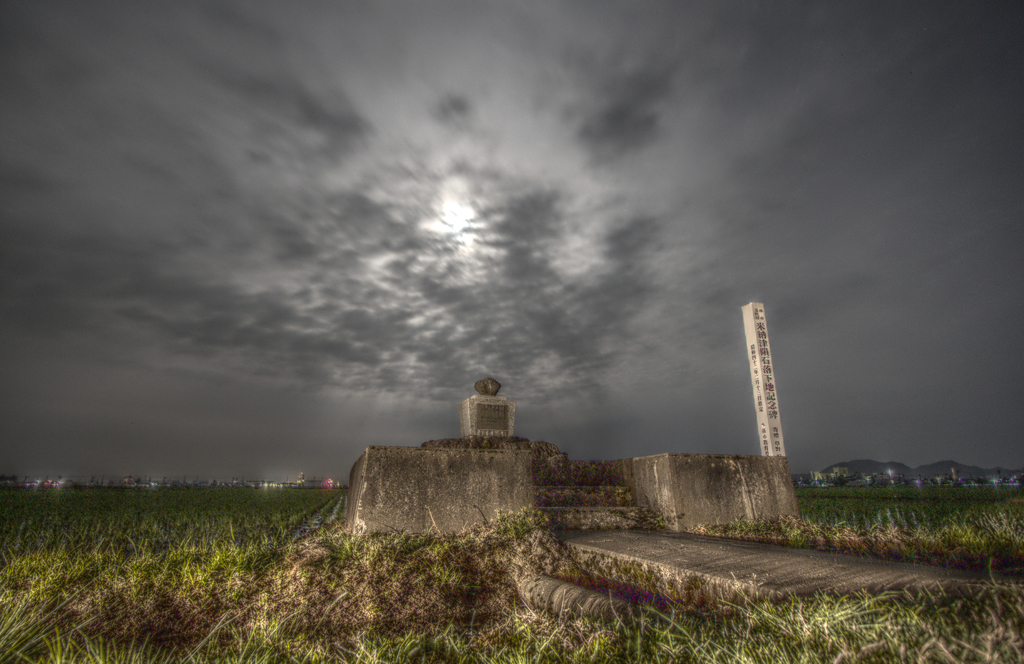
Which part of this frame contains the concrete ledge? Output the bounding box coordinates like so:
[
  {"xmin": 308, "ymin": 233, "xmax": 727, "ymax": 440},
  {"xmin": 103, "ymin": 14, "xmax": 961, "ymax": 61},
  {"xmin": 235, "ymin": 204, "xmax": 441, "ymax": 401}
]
[
  {"xmin": 631, "ymin": 454, "xmax": 799, "ymax": 530},
  {"xmin": 346, "ymin": 446, "xmax": 532, "ymax": 536},
  {"xmin": 563, "ymin": 536, "xmax": 758, "ymax": 604}
]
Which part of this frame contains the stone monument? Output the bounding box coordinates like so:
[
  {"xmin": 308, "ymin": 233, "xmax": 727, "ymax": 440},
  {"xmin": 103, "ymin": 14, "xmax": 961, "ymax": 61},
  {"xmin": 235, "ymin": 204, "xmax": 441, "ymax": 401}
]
[
  {"xmin": 741, "ymin": 303, "xmax": 786, "ymax": 456},
  {"xmin": 459, "ymin": 377, "xmax": 516, "ymax": 438}
]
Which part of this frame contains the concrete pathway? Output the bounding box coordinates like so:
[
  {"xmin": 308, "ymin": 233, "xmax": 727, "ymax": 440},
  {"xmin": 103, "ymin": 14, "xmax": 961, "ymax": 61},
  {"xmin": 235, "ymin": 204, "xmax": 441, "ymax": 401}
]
[{"xmin": 555, "ymin": 529, "xmax": 1021, "ymax": 602}]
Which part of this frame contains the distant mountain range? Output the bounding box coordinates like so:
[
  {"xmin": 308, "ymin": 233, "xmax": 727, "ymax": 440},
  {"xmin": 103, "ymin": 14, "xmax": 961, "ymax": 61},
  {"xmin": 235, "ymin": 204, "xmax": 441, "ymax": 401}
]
[{"xmin": 818, "ymin": 459, "xmax": 1021, "ymax": 479}]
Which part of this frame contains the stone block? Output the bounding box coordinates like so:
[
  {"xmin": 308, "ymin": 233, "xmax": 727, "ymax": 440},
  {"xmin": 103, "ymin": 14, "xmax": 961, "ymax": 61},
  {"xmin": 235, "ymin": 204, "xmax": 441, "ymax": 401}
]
[
  {"xmin": 631, "ymin": 453, "xmax": 799, "ymax": 530},
  {"xmin": 346, "ymin": 446, "xmax": 532, "ymax": 536},
  {"xmin": 459, "ymin": 395, "xmax": 516, "ymax": 438}
]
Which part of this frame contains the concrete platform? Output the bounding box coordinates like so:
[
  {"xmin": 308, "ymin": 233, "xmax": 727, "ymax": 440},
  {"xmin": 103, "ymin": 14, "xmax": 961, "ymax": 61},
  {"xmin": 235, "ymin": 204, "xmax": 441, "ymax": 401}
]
[{"xmin": 555, "ymin": 529, "xmax": 1019, "ymax": 603}]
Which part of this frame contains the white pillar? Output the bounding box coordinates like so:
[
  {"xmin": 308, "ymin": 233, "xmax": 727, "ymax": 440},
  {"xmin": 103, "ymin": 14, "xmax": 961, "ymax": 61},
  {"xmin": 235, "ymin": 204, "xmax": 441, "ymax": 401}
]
[{"xmin": 741, "ymin": 303, "xmax": 786, "ymax": 456}]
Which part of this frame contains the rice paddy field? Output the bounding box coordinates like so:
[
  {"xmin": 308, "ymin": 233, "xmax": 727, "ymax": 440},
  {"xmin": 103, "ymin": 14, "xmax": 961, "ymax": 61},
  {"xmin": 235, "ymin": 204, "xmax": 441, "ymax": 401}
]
[
  {"xmin": 797, "ymin": 486, "xmax": 1024, "ymax": 532},
  {"xmin": 1, "ymin": 485, "xmax": 1022, "ymax": 663},
  {"xmin": 0, "ymin": 486, "xmax": 345, "ymax": 558}
]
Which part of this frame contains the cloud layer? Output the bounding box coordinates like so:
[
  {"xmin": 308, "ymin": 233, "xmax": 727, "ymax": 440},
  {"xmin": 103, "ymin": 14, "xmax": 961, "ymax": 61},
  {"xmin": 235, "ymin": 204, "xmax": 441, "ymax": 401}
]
[{"xmin": 1, "ymin": 0, "xmax": 1021, "ymax": 479}]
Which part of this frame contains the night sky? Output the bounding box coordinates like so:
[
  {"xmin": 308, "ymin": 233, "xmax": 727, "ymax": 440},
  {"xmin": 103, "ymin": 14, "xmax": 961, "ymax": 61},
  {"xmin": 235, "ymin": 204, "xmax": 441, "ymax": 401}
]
[{"xmin": 2, "ymin": 1, "xmax": 1021, "ymax": 483}]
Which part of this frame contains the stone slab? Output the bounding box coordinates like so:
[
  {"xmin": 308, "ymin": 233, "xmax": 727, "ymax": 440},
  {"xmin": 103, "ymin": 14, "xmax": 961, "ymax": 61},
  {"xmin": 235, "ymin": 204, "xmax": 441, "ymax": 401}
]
[
  {"xmin": 631, "ymin": 453, "xmax": 799, "ymax": 530},
  {"xmin": 556, "ymin": 529, "xmax": 1020, "ymax": 602},
  {"xmin": 346, "ymin": 446, "xmax": 532, "ymax": 536}
]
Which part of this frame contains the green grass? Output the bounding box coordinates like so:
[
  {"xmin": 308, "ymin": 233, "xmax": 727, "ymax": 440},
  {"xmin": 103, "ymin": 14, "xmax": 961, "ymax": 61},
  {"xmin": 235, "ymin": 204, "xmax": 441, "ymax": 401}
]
[
  {"xmin": 796, "ymin": 486, "xmax": 1024, "ymax": 531},
  {"xmin": 1, "ymin": 487, "xmax": 1022, "ymax": 663}
]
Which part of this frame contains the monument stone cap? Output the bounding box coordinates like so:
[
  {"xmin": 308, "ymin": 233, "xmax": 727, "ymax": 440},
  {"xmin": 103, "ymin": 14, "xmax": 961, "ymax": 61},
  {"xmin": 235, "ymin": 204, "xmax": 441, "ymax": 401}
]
[
  {"xmin": 460, "ymin": 377, "xmax": 516, "ymax": 438},
  {"xmin": 475, "ymin": 377, "xmax": 501, "ymax": 396}
]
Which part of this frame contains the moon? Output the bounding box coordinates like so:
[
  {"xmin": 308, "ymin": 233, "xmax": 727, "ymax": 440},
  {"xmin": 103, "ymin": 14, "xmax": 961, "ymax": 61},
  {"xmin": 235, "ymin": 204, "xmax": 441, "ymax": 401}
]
[
  {"xmin": 440, "ymin": 199, "xmax": 475, "ymax": 234},
  {"xmin": 432, "ymin": 198, "xmax": 477, "ymax": 245}
]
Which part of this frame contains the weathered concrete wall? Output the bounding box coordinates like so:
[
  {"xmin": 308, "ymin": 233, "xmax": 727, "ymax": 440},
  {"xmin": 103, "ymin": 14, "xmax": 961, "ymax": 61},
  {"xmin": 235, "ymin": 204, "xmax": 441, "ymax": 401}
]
[
  {"xmin": 345, "ymin": 446, "xmax": 533, "ymax": 536},
  {"xmin": 631, "ymin": 454, "xmax": 799, "ymax": 530}
]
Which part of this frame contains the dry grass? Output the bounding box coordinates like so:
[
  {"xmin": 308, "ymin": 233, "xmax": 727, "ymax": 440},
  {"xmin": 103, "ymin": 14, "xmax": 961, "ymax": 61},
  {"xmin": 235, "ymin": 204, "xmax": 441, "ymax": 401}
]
[
  {"xmin": 3, "ymin": 503, "xmax": 1024, "ymax": 662},
  {"xmin": 4, "ymin": 508, "xmax": 650, "ymax": 659}
]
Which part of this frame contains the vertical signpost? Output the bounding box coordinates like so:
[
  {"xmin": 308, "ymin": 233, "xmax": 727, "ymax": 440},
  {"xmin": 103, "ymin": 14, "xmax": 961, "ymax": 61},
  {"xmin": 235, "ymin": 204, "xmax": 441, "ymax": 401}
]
[{"xmin": 742, "ymin": 303, "xmax": 786, "ymax": 457}]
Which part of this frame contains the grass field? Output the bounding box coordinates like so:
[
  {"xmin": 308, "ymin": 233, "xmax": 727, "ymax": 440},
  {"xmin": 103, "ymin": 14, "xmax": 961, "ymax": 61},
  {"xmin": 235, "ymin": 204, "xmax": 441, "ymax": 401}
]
[
  {"xmin": 1, "ymin": 486, "xmax": 1022, "ymax": 663},
  {"xmin": 0, "ymin": 486, "xmax": 343, "ymax": 558}
]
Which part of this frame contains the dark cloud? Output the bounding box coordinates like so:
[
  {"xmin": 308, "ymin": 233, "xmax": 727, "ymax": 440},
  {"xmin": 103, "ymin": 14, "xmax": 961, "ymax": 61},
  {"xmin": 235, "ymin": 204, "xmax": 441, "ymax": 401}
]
[
  {"xmin": 200, "ymin": 0, "xmax": 285, "ymax": 47},
  {"xmin": 493, "ymin": 191, "xmax": 563, "ymax": 280},
  {"xmin": 575, "ymin": 66, "xmax": 675, "ymax": 161},
  {"xmin": 269, "ymin": 223, "xmax": 320, "ymax": 262},
  {"xmin": 203, "ymin": 65, "xmax": 373, "ymax": 159},
  {"xmin": 433, "ymin": 94, "xmax": 473, "ymax": 127},
  {"xmin": 604, "ymin": 216, "xmax": 660, "ymax": 265}
]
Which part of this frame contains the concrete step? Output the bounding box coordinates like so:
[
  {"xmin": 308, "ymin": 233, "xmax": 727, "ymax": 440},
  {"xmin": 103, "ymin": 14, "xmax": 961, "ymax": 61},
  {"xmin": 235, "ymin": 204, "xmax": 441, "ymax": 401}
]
[
  {"xmin": 554, "ymin": 529, "xmax": 1021, "ymax": 602},
  {"xmin": 534, "ymin": 486, "xmax": 634, "ymax": 508},
  {"xmin": 538, "ymin": 506, "xmax": 663, "ymax": 531}
]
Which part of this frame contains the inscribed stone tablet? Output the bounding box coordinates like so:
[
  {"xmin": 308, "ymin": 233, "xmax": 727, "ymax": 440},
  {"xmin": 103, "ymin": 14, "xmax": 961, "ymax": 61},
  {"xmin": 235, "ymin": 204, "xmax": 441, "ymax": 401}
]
[{"xmin": 476, "ymin": 404, "xmax": 507, "ymax": 430}]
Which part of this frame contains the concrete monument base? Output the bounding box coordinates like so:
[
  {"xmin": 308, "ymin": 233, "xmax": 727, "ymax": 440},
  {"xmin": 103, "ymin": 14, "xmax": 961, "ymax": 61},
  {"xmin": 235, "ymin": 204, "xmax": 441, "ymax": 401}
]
[
  {"xmin": 345, "ymin": 446, "xmax": 532, "ymax": 536},
  {"xmin": 629, "ymin": 453, "xmax": 800, "ymax": 530}
]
